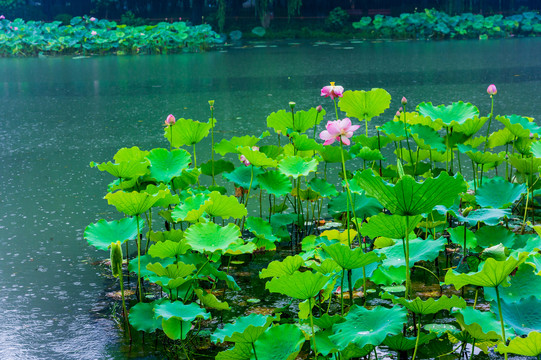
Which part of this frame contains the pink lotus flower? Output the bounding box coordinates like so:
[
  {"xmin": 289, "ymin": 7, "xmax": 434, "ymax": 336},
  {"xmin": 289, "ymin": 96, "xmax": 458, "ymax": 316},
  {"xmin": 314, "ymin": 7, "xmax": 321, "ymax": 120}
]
[
  {"xmin": 401, "ymin": 96, "xmax": 407, "ymax": 105},
  {"xmin": 0, "ymin": 15, "xmax": 5, "ymax": 20},
  {"xmin": 91, "ymin": 30, "xmax": 97, "ymax": 36},
  {"xmin": 321, "ymin": 82, "xmax": 344, "ymax": 100},
  {"xmin": 487, "ymin": 84, "xmax": 497, "ymax": 96},
  {"xmin": 319, "ymin": 118, "xmax": 360, "ymax": 146},
  {"xmin": 165, "ymin": 114, "xmax": 176, "ymax": 126},
  {"xmin": 316, "ymin": 105, "xmax": 323, "ymax": 113},
  {"xmin": 13, "ymin": 26, "xmax": 18, "ymax": 31},
  {"xmin": 90, "ymin": 17, "xmax": 96, "ymax": 22},
  {"xmin": 240, "ymin": 146, "xmax": 259, "ymax": 166}
]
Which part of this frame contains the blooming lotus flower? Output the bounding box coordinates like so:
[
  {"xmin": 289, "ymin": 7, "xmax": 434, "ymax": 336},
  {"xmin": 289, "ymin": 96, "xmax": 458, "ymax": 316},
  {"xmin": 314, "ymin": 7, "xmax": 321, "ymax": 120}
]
[
  {"xmin": 319, "ymin": 118, "xmax": 360, "ymax": 146},
  {"xmin": 91, "ymin": 30, "xmax": 97, "ymax": 36},
  {"xmin": 487, "ymin": 84, "xmax": 497, "ymax": 96},
  {"xmin": 90, "ymin": 17, "xmax": 96, "ymax": 22},
  {"xmin": 321, "ymin": 82, "xmax": 344, "ymax": 100},
  {"xmin": 13, "ymin": 27, "xmax": 18, "ymax": 31},
  {"xmin": 165, "ymin": 114, "xmax": 176, "ymax": 126},
  {"xmin": 0, "ymin": 15, "xmax": 5, "ymax": 20}
]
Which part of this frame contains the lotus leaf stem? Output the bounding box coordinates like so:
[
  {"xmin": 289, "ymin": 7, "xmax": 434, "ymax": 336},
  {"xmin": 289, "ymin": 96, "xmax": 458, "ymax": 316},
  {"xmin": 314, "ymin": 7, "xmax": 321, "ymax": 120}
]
[
  {"xmin": 210, "ymin": 106, "xmax": 215, "ymax": 186},
  {"xmin": 308, "ymin": 297, "xmax": 318, "ymax": 359},
  {"xmin": 193, "ymin": 143, "xmax": 199, "ymax": 186},
  {"xmin": 252, "ymin": 342, "xmax": 259, "ymax": 360},
  {"xmin": 136, "ymin": 214, "xmax": 143, "ymax": 302},
  {"xmin": 483, "ymin": 94, "xmax": 494, "ymax": 152},
  {"xmin": 495, "ymin": 285, "xmax": 508, "ymax": 360},
  {"xmin": 241, "ymin": 165, "xmax": 254, "ymax": 233},
  {"xmin": 412, "ymin": 322, "xmax": 421, "ymax": 360}
]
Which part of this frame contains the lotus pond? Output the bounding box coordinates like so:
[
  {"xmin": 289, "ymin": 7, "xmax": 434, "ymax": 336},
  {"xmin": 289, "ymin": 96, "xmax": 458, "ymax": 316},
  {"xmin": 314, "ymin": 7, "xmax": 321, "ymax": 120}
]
[{"xmin": 1, "ymin": 39, "xmax": 541, "ymax": 360}]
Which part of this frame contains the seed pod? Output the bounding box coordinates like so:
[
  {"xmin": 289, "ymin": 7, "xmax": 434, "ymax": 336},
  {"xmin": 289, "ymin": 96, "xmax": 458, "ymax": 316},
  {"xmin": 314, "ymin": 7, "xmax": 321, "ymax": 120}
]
[{"xmin": 110, "ymin": 241, "xmax": 123, "ymax": 278}]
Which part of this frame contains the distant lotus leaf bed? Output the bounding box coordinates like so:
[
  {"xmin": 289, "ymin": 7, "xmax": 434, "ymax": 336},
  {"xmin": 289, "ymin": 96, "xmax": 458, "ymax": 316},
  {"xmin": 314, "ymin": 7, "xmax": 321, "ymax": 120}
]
[{"xmin": 85, "ymin": 84, "xmax": 541, "ymax": 359}]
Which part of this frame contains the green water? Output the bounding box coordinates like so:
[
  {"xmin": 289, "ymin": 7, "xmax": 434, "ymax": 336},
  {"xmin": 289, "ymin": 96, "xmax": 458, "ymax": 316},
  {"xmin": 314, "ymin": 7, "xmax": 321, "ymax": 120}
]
[{"xmin": 1, "ymin": 38, "xmax": 540, "ymax": 359}]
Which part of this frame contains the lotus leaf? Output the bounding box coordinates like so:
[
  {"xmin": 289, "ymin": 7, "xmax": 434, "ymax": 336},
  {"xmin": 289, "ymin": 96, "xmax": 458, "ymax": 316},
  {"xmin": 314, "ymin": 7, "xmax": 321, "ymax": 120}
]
[
  {"xmin": 128, "ymin": 254, "xmax": 175, "ymax": 278},
  {"xmin": 484, "ymin": 264, "xmax": 541, "ymax": 303},
  {"xmin": 338, "ymin": 89, "xmax": 391, "ymax": 121},
  {"xmin": 205, "ymin": 191, "xmax": 247, "ymax": 220},
  {"xmin": 194, "ymin": 288, "xmax": 230, "ymax": 310},
  {"xmin": 90, "ymin": 158, "xmax": 149, "ymax": 179},
  {"xmin": 251, "ymin": 324, "xmax": 305, "ymax": 360},
  {"xmin": 147, "ymin": 148, "xmax": 191, "ymax": 183},
  {"xmin": 172, "ymin": 168, "xmax": 200, "ymax": 190},
  {"xmin": 128, "ymin": 301, "xmax": 163, "ymax": 333},
  {"xmin": 311, "ymin": 314, "xmax": 345, "ymax": 330},
  {"xmin": 223, "ymin": 166, "xmax": 264, "ymax": 188},
  {"xmin": 330, "ymin": 305, "xmax": 407, "ymax": 350},
  {"xmin": 308, "ymin": 178, "xmax": 338, "ymax": 198},
  {"xmin": 361, "ymin": 213, "xmax": 422, "ymax": 240},
  {"xmin": 318, "ymin": 145, "xmax": 352, "ymax": 163},
  {"xmin": 215, "ymin": 343, "xmax": 253, "ymax": 360},
  {"xmin": 238, "ymin": 147, "xmax": 277, "ymax": 168},
  {"xmin": 465, "ymin": 150, "xmax": 503, "ymax": 165},
  {"xmin": 328, "ymin": 191, "xmax": 383, "ymax": 219},
  {"xmin": 155, "ymin": 301, "xmax": 210, "ymax": 322},
  {"xmin": 476, "ymin": 178, "xmax": 527, "ymax": 208},
  {"xmin": 423, "ymin": 323, "xmax": 460, "ymax": 336},
  {"xmin": 200, "ymin": 159, "xmax": 235, "ymax": 176},
  {"xmin": 171, "ymin": 193, "xmax": 211, "ymax": 222},
  {"xmin": 266, "ymin": 271, "xmax": 331, "ymax": 300},
  {"xmin": 143, "ymin": 184, "xmax": 179, "ymax": 208},
  {"xmin": 355, "ymin": 170, "xmax": 466, "ymax": 216},
  {"xmin": 409, "ymin": 124, "xmax": 446, "ymax": 152},
  {"xmin": 437, "ymin": 205, "xmax": 510, "ymax": 226},
  {"xmin": 380, "ymin": 120, "xmax": 408, "ymax": 141},
  {"xmin": 453, "ymin": 307, "xmax": 507, "ymax": 340},
  {"xmin": 447, "ymin": 330, "xmax": 498, "ymax": 353},
  {"xmin": 313, "ymin": 329, "xmax": 340, "ymax": 356},
  {"xmin": 417, "ymin": 101, "xmax": 479, "ymax": 128},
  {"xmin": 352, "ymin": 134, "xmax": 393, "ymax": 150},
  {"xmin": 497, "ymin": 331, "xmax": 541, "ymax": 357},
  {"xmin": 508, "ymin": 155, "xmax": 541, "ymax": 174},
  {"xmin": 319, "ymin": 229, "xmax": 358, "ymax": 246},
  {"xmin": 488, "ymin": 128, "xmax": 515, "ymax": 148},
  {"xmin": 381, "ymin": 293, "xmax": 466, "ymax": 314},
  {"xmin": 212, "ymin": 313, "xmax": 274, "ymax": 343},
  {"xmin": 260, "ymin": 255, "xmax": 305, "ymax": 279},
  {"xmin": 278, "ymin": 156, "xmax": 318, "ymax": 178},
  {"xmin": 290, "ymin": 133, "xmax": 324, "ymax": 152},
  {"xmin": 475, "ymin": 226, "xmax": 516, "ymax": 249},
  {"xmin": 532, "ymin": 141, "xmax": 541, "ymax": 158},
  {"xmin": 256, "ymin": 170, "xmax": 292, "ymax": 197},
  {"xmin": 146, "ymin": 262, "xmax": 196, "ymax": 287},
  {"xmin": 266, "ymin": 108, "xmax": 324, "ymax": 134},
  {"xmin": 496, "ymin": 114, "xmax": 541, "ymax": 138},
  {"xmin": 104, "ymin": 189, "xmax": 167, "ymax": 216},
  {"xmin": 383, "ymin": 333, "xmax": 437, "ymax": 351},
  {"xmin": 84, "ymin": 217, "xmax": 144, "ymax": 250},
  {"xmin": 184, "ymin": 222, "xmax": 241, "ymax": 253},
  {"xmin": 310, "ymin": 258, "xmax": 341, "ymax": 275},
  {"xmin": 498, "ymin": 296, "xmax": 541, "ymax": 335},
  {"xmin": 444, "ymin": 252, "xmax": 528, "ymax": 289},
  {"xmin": 245, "ymin": 217, "xmax": 278, "ymax": 243},
  {"xmin": 148, "ymin": 240, "xmax": 190, "ymax": 259},
  {"xmin": 447, "ymin": 226, "xmax": 478, "ymax": 249},
  {"xmin": 214, "ymin": 135, "xmax": 261, "ymax": 156},
  {"xmin": 113, "ymin": 146, "xmax": 149, "ymax": 162},
  {"xmin": 321, "ymin": 243, "xmax": 383, "ymax": 270},
  {"xmin": 378, "ymin": 237, "xmax": 446, "ymax": 268},
  {"xmin": 165, "ymin": 118, "xmax": 211, "ymax": 147},
  {"xmin": 453, "ymin": 116, "xmax": 488, "ymax": 136}
]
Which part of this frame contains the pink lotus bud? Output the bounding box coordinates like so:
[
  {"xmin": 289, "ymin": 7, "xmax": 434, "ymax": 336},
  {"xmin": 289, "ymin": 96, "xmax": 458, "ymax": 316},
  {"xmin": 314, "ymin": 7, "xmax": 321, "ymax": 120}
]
[
  {"xmin": 316, "ymin": 105, "xmax": 323, "ymax": 113},
  {"xmin": 91, "ymin": 30, "xmax": 97, "ymax": 36},
  {"xmin": 530, "ymin": 133, "xmax": 535, "ymax": 139},
  {"xmin": 0, "ymin": 15, "xmax": 5, "ymax": 20},
  {"xmin": 13, "ymin": 26, "xmax": 18, "ymax": 31},
  {"xmin": 487, "ymin": 84, "xmax": 497, "ymax": 95},
  {"xmin": 90, "ymin": 17, "xmax": 96, "ymax": 22},
  {"xmin": 165, "ymin": 114, "xmax": 176, "ymax": 126},
  {"xmin": 401, "ymin": 96, "xmax": 407, "ymax": 105},
  {"xmin": 395, "ymin": 111, "xmax": 401, "ymax": 117}
]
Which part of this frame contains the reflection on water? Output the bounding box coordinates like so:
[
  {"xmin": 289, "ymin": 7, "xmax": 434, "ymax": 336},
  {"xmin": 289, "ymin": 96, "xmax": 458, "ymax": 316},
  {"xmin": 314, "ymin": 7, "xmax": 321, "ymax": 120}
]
[{"xmin": 0, "ymin": 38, "xmax": 540, "ymax": 359}]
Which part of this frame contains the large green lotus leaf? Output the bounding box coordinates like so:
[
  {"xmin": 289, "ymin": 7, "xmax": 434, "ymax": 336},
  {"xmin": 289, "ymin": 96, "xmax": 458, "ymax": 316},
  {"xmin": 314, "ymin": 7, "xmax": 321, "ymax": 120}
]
[
  {"xmin": 155, "ymin": 301, "xmax": 210, "ymax": 322},
  {"xmin": 527, "ymin": 253, "xmax": 541, "ymax": 274},
  {"xmin": 476, "ymin": 178, "xmax": 527, "ymax": 208},
  {"xmin": 104, "ymin": 190, "xmax": 167, "ymax": 216},
  {"xmin": 113, "ymin": 146, "xmax": 149, "ymax": 163},
  {"xmin": 311, "ymin": 314, "xmax": 345, "ymax": 330},
  {"xmin": 278, "ymin": 156, "xmax": 318, "ymax": 179},
  {"xmin": 128, "ymin": 254, "xmax": 175, "ymax": 278},
  {"xmin": 252, "ymin": 324, "xmax": 305, "ymax": 360},
  {"xmin": 508, "ymin": 155, "xmax": 541, "ymax": 175},
  {"xmin": 497, "ymin": 331, "xmax": 541, "ymax": 357},
  {"xmin": 488, "ymin": 128, "xmax": 515, "ymax": 148},
  {"xmin": 224, "ymin": 241, "xmax": 258, "ymax": 255},
  {"xmin": 447, "ymin": 226, "xmax": 478, "ymax": 249},
  {"xmin": 381, "ymin": 293, "xmax": 466, "ymax": 315},
  {"xmin": 417, "ymin": 101, "xmax": 479, "ymax": 128},
  {"xmin": 256, "ymin": 170, "xmax": 292, "ymax": 197},
  {"xmin": 352, "ymin": 134, "xmax": 393, "ymax": 150},
  {"xmin": 265, "ymin": 271, "xmax": 331, "ymax": 300},
  {"xmin": 338, "ymin": 89, "xmax": 391, "ymax": 121},
  {"xmin": 308, "ymin": 178, "xmax": 338, "ymax": 198},
  {"xmin": 165, "ymin": 118, "xmax": 211, "ymax": 147},
  {"xmin": 532, "ymin": 141, "xmax": 541, "ymax": 158},
  {"xmin": 377, "ymin": 237, "xmax": 446, "ymax": 268},
  {"xmin": 290, "ymin": 133, "xmax": 324, "ymax": 152},
  {"xmin": 313, "ymin": 329, "xmax": 340, "ymax": 356},
  {"xmin": 205, "ymin": 191, "xmax": 247, "ymax": 220},
  {"xmin": 128, "ymin": 300, "xmax": 163, "ymax": 333},
  {"xmin": 214, "ymin": 135, "xmax": 261, "ymax": 156},
  {"xmin": 318, "ymin": 145, "xmax": 352, "ymax": 163},
  {"xmin": 497, "ymin": 115, "xmax": 541, "ymax": 138},
  {"xmin": 330, "ymin": 305, "xmax": 407, "ymax": 350},
  {"xmin": 341, "ymin": 343, "xmax": 375, "ymax": 360},
  {"xmin": 259, "ymin": 145, "xmax": 284, "ymax": 160},
  {"xmin": 148, "ymin": 229, "xmax": 184, "ymax": 243},
  {"xmin": 245, "ymin": 217, "xmax": 278, "ymax": 242},
  {"xmin": 436, "ymin": 205, "xmax": 511, "ymax": 226},
  {"xmin": 380, "ymin": 120, "xmax": 407, "ymax": 141},
  {"xmin": 147, "ymin": 148, "xmax": 191, "ymax": 183},
  {"xmin": 465, "ymin": 150, "xmax": 503, "ymax": 165},
  {"xmin": 161, "ymin": 318, "xmax": 192, "ymax": 340},
  {"xmin": 444, "ymin": 252, "xmax": 529, "ymax": 289},
  {"xmin": 484, "ymin": 263, "xmax": 541, "ymax": 303},
  {"xmin": 355, "ymin": 170, "xmax": 466, "ymax": 216},
  {"xmin": 475, "ymin": 226, "xmax": 516, "ymax": 249},
  {"xmin": 410, "ymin": 124, "xmax": 447, "ymax": 152},
  {"xmin": 453, "ymin": 307, "xmax": 506, "ymax": 341},
  {"xmin": 498, "ymin": 296, "xmax": 541, "ymax": 335},
  {"xmin": 453, "ymin": 116, "xmax": 489, "ymax": 136},
  {"xmin": 310, "ymin": 258, "xmax": 341, "ymax": 275},
  {"xmin": 212, "ymin": 313, "xmax": 274, "ymax": 343},
  {"xmin": 350, "ymin": 145, "xmax": 385, "ymax": 161},
  {"xmin": 383, "ymin": 333, "xmax": 437, "ymax": 351},
  {"xmin": 200, "ymin": 159, "xmax": 235, "ymax": 176},
  {"xmin": 259, "ymin": 255, "xmax": 305, "ymax": 279},
  {"xmin": 147, "ymin": 261, "xmax": 196, "ymax": 279},
  {"xmin": 423, "ymin": 323, "xmax": 460, "ymax": 336},
  {"xmin": 194, "ymin": 288, "xmax": 230, "ymax": 310},
  {"xmin": 321, "ymin": 243, "xmax": 383, "ymax": 270},
  {"xmin": 266, "ymin": 108, "xmax": 324, "ymax": 134},
  {"xmin": 447, "ymin": 330, "xmax": 498, "ymax": 354},
  {"xmin": 215, "ymin": 343, "xmax": 253, "ymax": 360},
  {"xmin": 172, "ymin": 168, "xmax": 200, "ymax": 190},
  {"xmin": 90, "ymin": 159, "xmax": 149, "ymax": 179},
  {"xmin": 84, "ymin": 217, "xmax": 144, "ymax": 250},
  {"xmin": 148, "ymin": 240, "xmax": 190, "ymax": 259},
  {"xmin": 370, "ymin": 265, "xmax": 406, "ymax": 285},
  {"xmin": 223, "ymin": 166, "xmax": 264, "ymax": 188},
  {"xmin": 327, "ymin": 191, "xmax": 383, "ymax": 219},
  {"xmin": 361, "ymin": 213, "xmax": 422, "ymax": 240},
  {"xmin": 171, "ymin": 193, "xmax": 210, "ymax": 222},
  {"xmin": 143, "ymin": 184, "xmax": 179, "ymax": 209},
  {"xmin": 184, "ymin": 222, "xmax": 241, "ymax": 254},
  {"xmin": 238, "ymin": 147, "xmax": 277, "ymax": 168}
]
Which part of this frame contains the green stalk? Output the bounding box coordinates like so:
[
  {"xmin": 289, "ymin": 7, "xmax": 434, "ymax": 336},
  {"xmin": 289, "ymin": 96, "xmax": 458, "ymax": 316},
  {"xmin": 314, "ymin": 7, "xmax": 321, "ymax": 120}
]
[
  {"xmin": 412, "ymin": 322, "xmax": 421, "ymax": 360},
  {"xmin": 241, "ymin": 165, "xmax": 255, "ymax": 232},
  {"xmin": 252, "ymin": 342, "xmax": 259, "ymax": 360},
  {"xmin": 168, "ymin": 124, "xmax": 173, "ymax": 152},
  {"xmin": 193, "ymin": 143, "xmax": 199, "ymax": 186},
  {"xmin": 340, "ymin": 270, "xmax": 345, "ymax": 316},
  {"xmin": 495, "ymin": 286, "xmax": 508, "ymax": 360},
  {"xmin": 402, "ymin": 107, "xmax": 414, "ymax": 170},
  {"xmin": 404, "ymin": 215, "xmax": 411, "ymax": 299},
  {"xmin": 118, "ymin": 271, "xmax": 129, "ymax": 331},
  {"xmin": 309, "ymin": 297, "xmax": 318, "ymax": 359},
  {"xmin": 136, "ymin": 214, "xmax": 142, "ymax": 302},
  {"xmin": 483, "ymin": 95, "xmax": 495, "ymax": 151},
  {"xmin": 210, "ymin": 104, "xmax": 216, "ymax": 186},
  {"xmin": 333, "ymin": 98, "xmax": 339, "ymax": 120}
]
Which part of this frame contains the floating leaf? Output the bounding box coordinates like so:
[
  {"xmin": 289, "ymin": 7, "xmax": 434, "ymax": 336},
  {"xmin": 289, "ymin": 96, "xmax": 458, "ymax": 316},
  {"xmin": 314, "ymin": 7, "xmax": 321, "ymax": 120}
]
[
  {"xmin": 266, "ymin": 271, "xmax": 331, "ymax": 300},
  {"xmin": 497, "ymin": 331, "xmax": 541, "ymax": 357},
  {"xmin": 361, "ymin": 213, "xmax": 422, "ymax": 240},
  {"xmin": 84, "ymin": 217, "xmax": 144, "ymax": 250},
  {"xmin": 260, "ymin": 255, "xmax": 305, "ymax": 279},
  {"xmin": 257, "ymin": 170, "xmax": 292, "ymax": 197},
  {"xmin": 330, "ymin": 305, "xmax": 407, "ymax": 350},
  {"xmin": 322, "ymin": 243, "xmax": 383, "ymax": 270},
  {"xmin": 212, "ymin": 313, "xmax": 274, "ymax": 343},
  {"xmin": 147, "ymin": 148, "xmax": 191, "ymax": 183},
  {"xmin": 278, "ymin": 156, "xmax": 318, "ymax": 178},
  {"xmin": 129, "ymin": 301, "xmax": 163, "ymax": 333},
  {"xmin": 338, "ymin": 89, "xmax": 391, "ymax": 121},
  {"xmin": 184, "ymin": 222, "xmax": 241, "ymax": 254},
  {"xmin": 476, "ymin": 178, "xmax": 527, "ymax": 208},
  {"xmin": 165, "ymin": 118, "xmax": 211, "ymax": 147}
]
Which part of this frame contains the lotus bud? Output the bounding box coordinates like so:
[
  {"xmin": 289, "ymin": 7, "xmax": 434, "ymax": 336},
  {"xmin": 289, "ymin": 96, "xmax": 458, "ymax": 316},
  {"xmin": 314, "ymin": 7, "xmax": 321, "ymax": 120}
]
[
  {"xmin": 487, "ymin": 84, "xmax": 497, "ymax": 96},
  {"xmin": 462, "ymin": 206, "xmax": 473, "ymax": 217},
  {"xmin": 0, "ymin": 15, "xmax": 5, "ymax": 20},
  {"xmin": 316, "ymin": 105, "xmax": 323, "ymax": 113},
  {"xmin": 401, "ymin": 96, "xmax": 407, "ymax": 105},
  {"xmin": 289, "ymin": 101, "xmax": 296, "ymax": 110},
  {"xmin": 13, "ymin": 26, "xmax": 18, "ymax": 31},
  {"xmin": 530, "ymin": 132, "xmax": 534, "ymax": 139},
  {"xmin": 90, "ymin": 17, "xmax": 96, "ymax": 22},
  {"xmin": 91, "ymin": 30, "xmax": 97, "ymax": 36},
  {"xmin": 165, "ymin": 114, "xmax": 176, "ymax": 126},
  {"xmin": 110, "ymin": 241, "xmax": 123, "ymax": 278},
  {"xmin": 395, "ymin": 111, "xmax": 401, "ymax": 117},
  {"xmin": 208, "ymin": 100, "xmax": 215, "ymax": 109}
]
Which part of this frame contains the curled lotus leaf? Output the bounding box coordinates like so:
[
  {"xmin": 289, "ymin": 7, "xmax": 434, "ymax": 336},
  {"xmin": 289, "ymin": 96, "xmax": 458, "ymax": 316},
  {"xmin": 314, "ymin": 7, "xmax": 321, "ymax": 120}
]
[
  {"xmin": 146, "ymin": 262, "xmax": 196, "ymax": 279},
  {"xmin": 330, "ymin": 305, "xmax": 407, "ymax": 350},
  {"xmin": 308, "ymin": 178, "xmax": 338, "ymax": 198},
  {"xmin": 453, "ymin": 307, "xmax": 510, "ymax": 341},
  {"xmin": 223, "ymin": 166, "xmax": 264, "ymax": 188},
  {"xmin": 252, "ymin": 324, "xmax": 306, "ymax": 360},
  {"xmin": 205, "ymin": 191, "xmax": 247, "ymax": 220},
  {"xmin": 84, "ymin": 217, "xmax": 144, "ymax": 250},
  {"xmin": 488, "ymin": 128, "xmax": 515, "ymax": 148},
  {"xmin": 184, "ymin": 222, "xmax": 241, "ymax": 254},
  {"xmin": 476, "ymin": 178, "xmax": 527, "ymax": 209},
  {"xmin": 147, "ymin": 148, "xmax": 191, "ymax": 183},
  {"xmin": 497, "ymin": 331, "xmax": 541, "ymax": 357},
  {"xmin": 165, "ymin": 118, "xmax": 212, "ymax": 147},
  {"xmin": 338, "ymin": 89, "xmax": 391, "ymax": 121},
  {"xmin": 214, "ymin": 135, "xmax": 260, "ymax": 156},
  {"xmin": 508, "ymin": 155, "xmax": 541, "ymax": 175},
  {"xmin": 484, "ymin": 264, "xmax": 541, "ymax": 303},
  {"xmin": 465, "ymin": 150, "xmax": 503, "ymax": 165},
  {"xmin": 104, "ymin": 189, "xmax": 168, "ymax": 216},
  {"xmin": 128, "ymin": 254, "xmax": 175, "ymax": 278},
  {"xmin": 90, "ymin": 158, "xmax": 149, "ymax": 179},
  {"xmin": 215, "ymin": 343, "xmax": 253, "ymax": 360},
  {"xmin": 266, "ymin": 107, "xmax": 325, "ymax": 134},
  {"xmin": 245, "ymin": 217, "xmax": 278, "ymax": 243},
  {"xmin": 278, "ymin": 156, "xmax": 318, "ymax": 179},
  {"xmin": 148, "ymin": 239, "xmax": 190, "ymax": 259},
  {"xmin": 290, "ymin": 133, "xmax": 324, "ymax": 152},
  {"xmin": 259, "ymin": 255, "xmax": 305, "ymax": 279},
  {"xmin": 113, "ymin": 146, "xmax": 149, "ymax": 162},
  {"xmin": 257, "ymin": 170, "xmax": 292, "ymax": 197},
  {"xmin": 266, "ymin": 271, "xmax": 331, "ymax": 300},
  {"xmin": 453, "ymin": 116, "xmax": 489, "ymax": 136},
  {"xmin": 410, "ymin": 124, "xmax": 446, "ymax": 152},
  {"xmin": 171, "ymin": 193, "xmax": 211, "ymax": 222},
  {"xmin": 417, "ymin": 101, "xmax": 479, "ymax": 128},
  {"xmin": 381, "ymin": 293, "xmax": 466, "ymax": 315},
  {"xmin": 532, "ymin": 141, "xmax": 541, "ymax": 158},
  {"xmin": 444, "ymin": 252, "xmax": 529, "ymax": 289},
  {"xmin": 380, "ymin": 120, "xmax": 408, "ymax": 141},
  {"xmin": 321, "ymin": 243, "xmax": 383, "ymax": 270},
  {"xmin": 128, "ymin": 300, "xmax": 164, "ymax": 333},
  {"xmin": 361, "ymin": 213, "xmax": 422, "ymax": 240},
  {"xmin": 194, "ymin": 288, "xmax": 230, "ymax": 310},
  {"xmin": 496, "ymin": 114, "xmax": 541, "ymax": 138},
  {"xmin": 211, "ymin": 313, "xmax": 275, "ymax": 343},
  {"xmin": 238, "ymin": 146, "xmax": 277, "ymax": 168}
]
